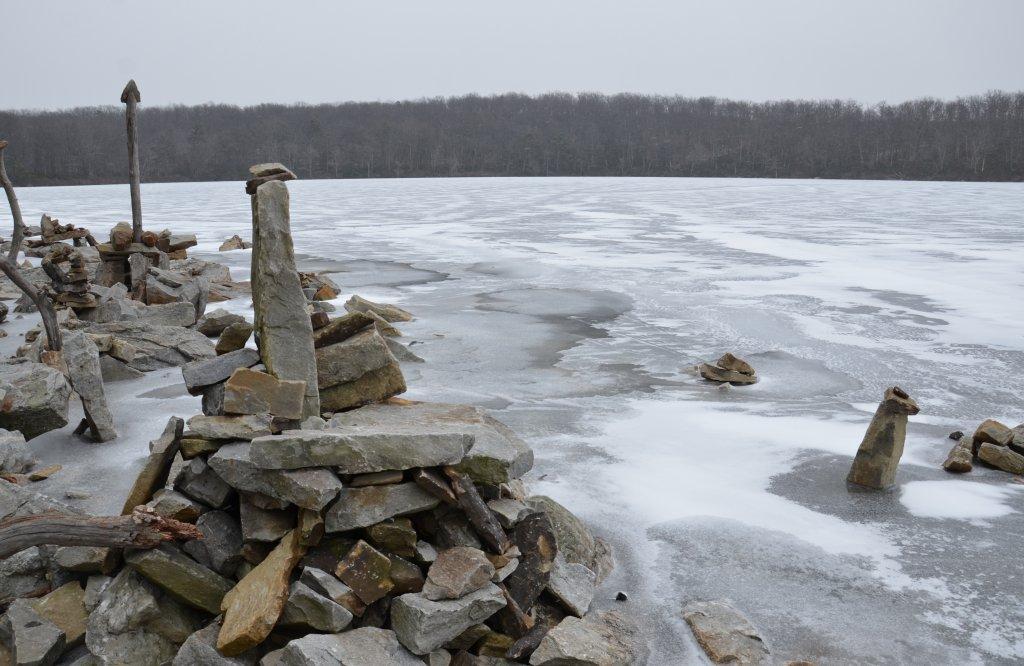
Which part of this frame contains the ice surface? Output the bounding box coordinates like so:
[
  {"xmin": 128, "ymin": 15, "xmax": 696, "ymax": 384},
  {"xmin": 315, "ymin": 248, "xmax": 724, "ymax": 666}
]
[{"xmin": 4, "ymin": 177, "xmax": 1024, "ymax": 663}]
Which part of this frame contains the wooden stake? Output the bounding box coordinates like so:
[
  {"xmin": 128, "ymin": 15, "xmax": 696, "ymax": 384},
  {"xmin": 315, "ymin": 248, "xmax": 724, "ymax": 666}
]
[
  {"xmin": 0, "ymin": 140, "xmax": 27, "ymax": 261},
  {"xmin": 121, "ymin": 80, "xmax": 143, "ymax": 243}
]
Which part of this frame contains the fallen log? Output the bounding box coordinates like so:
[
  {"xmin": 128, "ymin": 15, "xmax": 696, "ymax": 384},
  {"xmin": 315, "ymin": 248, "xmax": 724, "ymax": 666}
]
[{"xmin": 0, "ymin": 506, "xmax": 201, "ymax": 559}]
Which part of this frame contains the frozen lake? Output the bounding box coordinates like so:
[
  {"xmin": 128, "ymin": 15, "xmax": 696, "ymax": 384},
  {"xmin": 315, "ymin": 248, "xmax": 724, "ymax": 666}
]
[{"xmin": 8, "ymin": 176, "xmax": 1024, "ymax": 664}]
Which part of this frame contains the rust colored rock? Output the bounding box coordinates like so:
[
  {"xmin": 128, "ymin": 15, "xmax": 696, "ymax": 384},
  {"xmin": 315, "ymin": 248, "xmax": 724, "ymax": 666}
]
[
  {"xmin": 222, "ymin": 367, "xmax": 306, "ymax": 420},
  {"xmin": 334, "ymin": 540, "xmax": 394, "ymax": 605},
  {"xmin": 972, "ymin": 419, "xmax": 1013, "ymax": 454},
  {"xmin": 218, "ymin": 529, "xmax": 306, "ymax": 656}
]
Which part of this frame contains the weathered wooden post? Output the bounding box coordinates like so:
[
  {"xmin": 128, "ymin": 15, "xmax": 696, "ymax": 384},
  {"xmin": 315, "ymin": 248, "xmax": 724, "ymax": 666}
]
[
  {"xmin": 0, "ymin": 139, "xmax": 27, "ymax": 261},
  {"xmin": 121, "ymin": 79, "xmax": 143, "ymax": 243}
]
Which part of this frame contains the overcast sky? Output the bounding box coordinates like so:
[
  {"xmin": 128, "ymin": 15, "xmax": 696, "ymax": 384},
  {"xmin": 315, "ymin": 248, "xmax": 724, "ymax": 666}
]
[{"xmin": 4, "ymin": 0, "xmax": 1023, "ymax": 110}]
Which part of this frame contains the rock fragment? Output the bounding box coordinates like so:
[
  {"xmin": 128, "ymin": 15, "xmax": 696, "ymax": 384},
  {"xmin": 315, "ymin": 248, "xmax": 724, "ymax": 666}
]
[
  {"xmin": 699, "ymin": 353, "xmax": 758, "ymax": 385},
  {"xmin": 344, "ymin": 295, "xmax": 414, "ymax": 322},
  {"xmin": 972, "ymin": 419, "xmax": 1013, "ymax": 452},
  {"xmin": 422, "ymin": 547, "xmax": 495, "ymax": 601},
  {"xmin": 125, "ymin": 545, "xmax": 235, "ymax": 614},
  {"xmin": 334, "ymin": 540, "xmax": 395, "ymax": 605},
  {"xmin": 682, "ymin": 601, "xmax": 769, "ymax": 664},
  {"xmin": 174, "ymin": 457, "xmax": 233, "ymax": 508},
  {"xmin": 530, "ymin": 610, "xmax": 643, "ymax": 665},
  {"xmin": 277, "ymin": 627, "xmax": 421, "ymax": 665},
  {"xmin": 942, "ymin": 434, "xmax": 973, "ymax": 473},
  {"xmin": 391, "ymin": 583, "xmax": 506, "ymax": 655},
  {"xmin": 547, "ymin": 554, "xmax": 595, "ymax": 617},
  {"xmin": 0, "ymin": 361, "xmax": 72, "ymax": 439},
  {"xmin": 121, "ymin": 417, "xmax": 184, "ymax": 514},
  {"xmin": 187, "ymin": 414, "xmax": 273, "ymax": 441},
  {"xmin": 197, "ymin": 308, "xmax": 245, "ymax": 336},
  {"xmin": 978, "ymin": 442, "xmax": 1024, "ymax": 474},
  {"xmin": 209, "ymin": 442, "xmax": 342, "ymax": 510},
  {"xmin": 279, "ymin": 581, "xmax": 353, "ymax": 632},
  {"xmin": 325, "ymin": 483, "xmax": 440, "ymax": 532},
  {"xmin": 0, "ymin": 599, "xmax": 66, "ymax": 666},
  {"xmin": 216, "ymin": 321, "xmax": 254, "ymax": 355},
  {"xmin": 0, "ymin": 428, "xmax": 34, "ymax": 474},
  {"xmin": 61, "ymin": 331, "xmax": 117, "ymax": 442},
  {"xmin": 181, "ymin": 348, "xmax": 261, "ymax": 395},
  {"xmin": 172, "ymin": 618, "xmax": 259, "ymax": 665},
  {"xmin": 222, "ymin": 368, "xmax": 305, "ymax": 420}
]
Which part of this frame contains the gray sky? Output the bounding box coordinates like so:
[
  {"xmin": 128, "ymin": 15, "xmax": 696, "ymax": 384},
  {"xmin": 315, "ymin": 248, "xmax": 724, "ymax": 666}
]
[{"xmin": 4, "ymin": 0, "xmax": 1023, "ymax": 110}]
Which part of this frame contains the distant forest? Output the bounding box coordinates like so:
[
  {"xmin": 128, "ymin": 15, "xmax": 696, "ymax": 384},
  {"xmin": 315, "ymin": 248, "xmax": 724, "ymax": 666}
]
[{"xmin": 2, "ymin": 91, "xmax": 1023, "ymax": 185}]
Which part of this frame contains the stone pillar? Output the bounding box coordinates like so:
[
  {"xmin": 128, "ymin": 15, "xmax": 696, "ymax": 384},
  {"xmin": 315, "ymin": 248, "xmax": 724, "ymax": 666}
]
[
  {"xmin": 847, "ymin": 386, "xmax": 919, "ymax": 489},
  {"xmin": 250, "ymin": 179, "xmax": 320, "ymax": 418}
]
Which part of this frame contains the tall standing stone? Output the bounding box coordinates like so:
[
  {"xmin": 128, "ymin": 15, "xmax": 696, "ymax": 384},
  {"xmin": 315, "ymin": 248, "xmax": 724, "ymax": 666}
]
[
  {"xmin": 250, "ymin": 177, "xmax": 319, "ymax": 418},
  {"xmin": 847, "ymin": 386, "xmax": 919, "ymax": 489}
]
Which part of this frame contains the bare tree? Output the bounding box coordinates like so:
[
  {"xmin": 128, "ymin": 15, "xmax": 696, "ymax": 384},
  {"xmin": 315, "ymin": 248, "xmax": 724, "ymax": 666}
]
[{"xmin": 0, "ymin": 140, "xmax": 27, "ymax": 261}]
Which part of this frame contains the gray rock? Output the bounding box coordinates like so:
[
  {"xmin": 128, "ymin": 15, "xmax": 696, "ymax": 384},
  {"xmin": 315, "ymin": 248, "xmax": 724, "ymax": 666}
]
[
  {"xmin": 325, "ymin": 483, "xmax": 440, "ymax": 532},
  {"xmin": 682, "ymin": 601, "xmax": 769, "ymax": 664},
  {"xmin": 1, "ymin": 598, "xmax": 66, "ymax": 666},
  {"xmin": 239, "ymin": 496, "xmax": 294, "ymax": 542},
  {"xmin": 149, "ymin": 489, "xmax": 207, "ymax": 523},
  {"xmin": 202, "ymin": 383, "xmax": 225, "ymax": 416},
  {"xmin": 216, "ymin": 322, "xmax": 254, "ymax": 355},
  {"xmin": 182, "ymin": 510, "xmax": 243, "ymax": 576},
  {"xmin": 391, "ymin": 584, "xmax": 506, "ymax": 655},
  {"xmin": 414, "ymin": 541, "xmax": 438, "ymax": 564},
  {"xmin": 84, "ymin": 321, "xmax": 215, "ymax": 372},
  {"xmin": 83, "ymin": 576, "xmax": 111, "ymax": 613},
  {"xmin": 251, "ymin": 180, "xmax": 320, "ymax": 418},
  {"xmin": 146, "ymin": 268, "xmax": 209, "ymax": 319},
  {"xmin": 277, "ymin": 628, "xmax": 421, "ymax": 666},
  {"xmin": 187, "ymin": 414, "xmax": 272, "ymax": 441},
  {"xmin": 125, "ymin": 545, "xmax": 235, "ymax": 614},
  {"xmin": 527, "ymin": 496, "xmax": 614, "ymax": 584},
  {"xmin": 978, "ymin": 442, "xmax": 1024, "ymax": 474},
  {"xmin": 182, "ymin": 348, "xmax": 261, "ymax": 395},
  {"xmin": 319, "ymin": 360, "xmax": 406, "ymax": 412},
  {"xmin": 385, "ymin": 338, "xmax": 425, "ymax": 364},
  {"xmin": 487, "ymin": 499, "xmax": 530, "ymax": 529},
  {"xmin": 315, "ymin": 328, "xmax": 394, "ymax": 389},
  {"xmin": 422, "ymin": 548, "xmax": 495, "ymax": 601},
  {"xmin": 0, "ymin": 547, "xmax": 50, "ymax": 607},
  {"xmin": 279, "ymin": 581, "xmax": 353, "ymax": 632},
  {"xmin": 135, "ymin": 302, "xmax": 198, "ymax": 328},
  {"xmin": 173, "ymin": 619, "xmax": 259, "ymax": 665},
  {"xmin": 197, "ymin": 309, "xmax": 245, "ymax": 337},
  {"xmin": 208, "ymin": 442, "xmax": 342, "ymax": 510},
  {"xmin": 174, "ymin": 458, "xmax": 233, "ymax": 508},
  {"xmin": 330, "ymin": 402, "xmax": 533, "ymax": 485},
  {"xmin": 530, "ymin": 611, "xmax": 643, "ymax": 665},
  {"xmin": 97, "ymin": 355, "xmax": 144, "ymax": 383},
  {"xmin": 53, "ymin": 547, "xmax": 115, "ymax": 575},
  {"xmin": 0, "ymin": 428, "xmax": 34, "ymax": 473},
  {"xmin": 62, "ymin": 331, "xmax": 117, "ymax": 442},
  {"xmin": 0, "ymin": 361, "xmax": 72, "ymax": 439},
  {"xmin": 222, "ymin": 368, "xmax": 304, "ymax": 419},
  {"xmin": 547, "ymin": 553, "xmax": 595, "ymax": 617},
  {"xmin": 847, "ymin": 386, "xmax": 920, "ymax": 489},
  {"xmin": 249, "ymin": 428, "xmax": 471, "ymax": 472},
  {"xmin": 344, "ymin": 295, "xmax": 414, "ymax": 323},
  {"xmin": 297, "ymin": 568, "xmax": 363, "ymax": 614},
  {"xmin": 84, "ymin": 569, "xmax": 179, "ymax": 666}
]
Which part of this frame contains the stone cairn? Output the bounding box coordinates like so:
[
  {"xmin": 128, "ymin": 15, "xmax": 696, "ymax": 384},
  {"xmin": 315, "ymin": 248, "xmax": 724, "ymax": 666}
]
[
  {"xmin": 847, "ymin": 386, "xmax": 919, "ymax": 489},
  {"xmin": 0, "ymin": 164, "xmax": 637, "ymax": 665},
  {"xmin": 41, "ymin": 244, "xmax": 96, "ymax": 311},
  {"xmin": 698, "ymin": 352, "xmax": 758, "ymax": 386},
  {"xmin": 21, "ymin": 214, "xmax": 97, "ymax": 258}
]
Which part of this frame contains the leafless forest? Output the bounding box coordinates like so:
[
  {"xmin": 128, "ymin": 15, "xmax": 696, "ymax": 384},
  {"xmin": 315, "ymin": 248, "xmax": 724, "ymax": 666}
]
[{"xmin": 2, "ymin": 91, "xmax": 1022, "ymax": 185}]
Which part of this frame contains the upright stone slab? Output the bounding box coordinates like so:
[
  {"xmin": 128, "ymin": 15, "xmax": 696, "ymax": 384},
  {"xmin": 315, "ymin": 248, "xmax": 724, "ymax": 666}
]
[
  {"xmin": 847, "ymin": 386, "xmax": 919, "ymax": 489},
  {"xmin": 62, "ymin": 330, "xmax": 118, "ymax": 442},
  {"xmin": 250, "ymin": 178, "xmax": 319, "ymax": 418}
]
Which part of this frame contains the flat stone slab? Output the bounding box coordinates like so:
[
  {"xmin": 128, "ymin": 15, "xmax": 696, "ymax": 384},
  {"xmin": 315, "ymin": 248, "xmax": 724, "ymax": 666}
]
[
  {"xmin": 187, "ymin": 414, "xmax": 273, "ymax": 441},
  {"xmin": 209, "ymin": 442, "xmax": 342, "ymax": 510},
  {"xmin": 391, "ymin": 583, "xmax": 506, "ymax": 655},
  {"xmin": 223, "ymin": 367, "xmax": 305, "ymax": 420},
  {"xmin": 249, "ymin": 428, "xmax": 471, "ymax": 472},
  {"xmin": 125, "ymin": 545, "xmax": 235, "ymax": 614},
  {"xmin": 325, "ymin": 483, "xmax": 440, "ymax": 533},
  {"xmin": 182, "ymin": 348, "xmax": 261, "ymax": 395},
  {"xmin": 278, "ymin": 627, "xmax": 421, "ymax": 665},
  {"xmin": 330, "ymin": 401, "xmax": 533, "ymax": 485}
]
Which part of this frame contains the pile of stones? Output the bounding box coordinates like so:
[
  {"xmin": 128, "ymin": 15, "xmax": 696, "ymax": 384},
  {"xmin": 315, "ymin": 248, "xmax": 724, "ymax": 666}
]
[
  {"xmin": 41, "ymin": 244, "xmax": 97, "ymax": 310},
  {"xmin": 943, "ymin": 419, "xmax": 1024, "ymax": 475},
  {"xmin": 698, "ymin": 353, "xmax": 757, "ymax": 386},
  {"xmin": 22, "ymin": 214, "xmax": 96, "ymax": 258}
]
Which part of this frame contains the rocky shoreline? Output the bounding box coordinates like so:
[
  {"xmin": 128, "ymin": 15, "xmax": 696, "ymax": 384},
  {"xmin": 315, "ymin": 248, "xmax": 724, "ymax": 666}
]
[{"xmin": 0, "ymin": 165, "xmax": 647, "ymax": 665}]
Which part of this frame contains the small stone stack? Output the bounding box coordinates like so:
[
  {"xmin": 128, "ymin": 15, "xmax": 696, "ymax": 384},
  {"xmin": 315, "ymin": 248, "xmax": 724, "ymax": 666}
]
[
  {"xmin": 698, "ymin": 353, "xmax": 758, "ymax": 385},
  {"xmin": 95, "ymin": 222, "xmax": 197, "ymax": 293},
  {"xmin": 22, "ymin": 214, "xmax": 95, "ymax": 257},
  {"xmin": 41, "ymin": 244, "xmax": 97, "ymax": 310}
]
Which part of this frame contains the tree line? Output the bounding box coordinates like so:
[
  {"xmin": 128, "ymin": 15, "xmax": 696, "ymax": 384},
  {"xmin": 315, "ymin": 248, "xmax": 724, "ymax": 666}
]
[{"xmin": 1, "ymin": 91, "xmax": 1022, "ymax": 185}]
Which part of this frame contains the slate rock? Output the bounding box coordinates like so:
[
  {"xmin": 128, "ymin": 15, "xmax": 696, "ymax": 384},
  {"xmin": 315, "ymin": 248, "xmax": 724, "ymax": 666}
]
[
  {"xmin": 121, "ymin": 416, "xmax": 184, "ymax": 514},
  {"xmin": 942, "ymin": 435, "xmax": 973, "ymax": 473},
  {"xmin": 183, "ymin": 510, "xmax": 243, "ymax": 576},
  {"xmin": 223, "ymin": 368, "xmax": 304, "ymax": 420},
  {"xmin": 298, "ymin": 568, "xmax": 365, "ymax": 618},
  {"xmin": 530, "ymin": 611, "xmax": 643, "ymax": 665},
  {"xmin": 249, "ymin": 427, "xmax": 471, "ymax": 472},
  {"xmin": 972, "ymin": 419, "xmax": 1014, "ymax": 450},
  {"xmin": 312, "ymin": 311, "xmax": 375, "ymax": 349},
  {"xmin": 30, "ymin": 582, "xmax": 87, "ymax": 648},
  {"xmin": 334, "ymin": 540, "xmax": 394, "ymax": 605},
  {"xmin": 367, "ymin": 518, "xmax": 418, "ymax": 558},
  {"xmin": 391, "ymin": 584, "xmax": 506, "ymax": 655},
  {"xmin": 315, "ymin": 328, "xmax": 394, "ymax": 389},
  {"xmin": 62, "ymin": 331, "xmax": 117, "ymax": 442},
  {"xmin": 98, "ymin": 355, "xmax": 144, "ymax": 383},
  {"xmin": 279, "ymin": 581, "xmax": 353, "ymax": 632},
  {"xmin": 125, "ymin": 545, "xmax": 235, "ymax": 614},
  {"xmin": 84, "ymin": 320, "xmax": 215, "ymax": 372},
  {"xmin": 682, "ymin": 601, "xmax": 769, "ymax": 665},
  {"xmin": 344, "ymin": 295, "xmax": 414, "ymax": 322},
  {"xmin": 422, "ymin": 547, "xmax": 495, "ymax": 601},
  {"xmin": 0, "ymin": 361, "xmax": 71, "ymax": 440},
  {"xmin": 847, "ymin": 386, "xmax": 919, "ymax": 489},
  {"xmin": 239, "ymin": 498, "xmax": 295, "ymax": 543},
  {"xmin": 527, "ymin": 496, "xmax": 613, "ymax": 584},
  {"xmin": 149, "ymin": 488, "xmax": 206, "ymax": 523},
  {"xmin": 330, "ymin": 402, "xmax": 533, "ymax": 485},
  {"xmin": 174, "ymin": 457, "xmax": 233, "ymax": 508},
  {"xmin": 198, "ymin": 309, "xmax": 245, "ymax": 337},
  {"xmin": 250, "ymin": 180, "xmax": 320, "ymax": 419},
  {"xmin": 978, "ymin": 442, "xmax": 1024, "ymax": 474},
  {"xmin": 187, "ymin": 414, "xmax": 272, "ymax": 441},
  {"xmin": 0, "ymin": 599, "xmax": 66, "ymax": 666},
  {"xmin": 547, "ymin": 553, "xmax": 595, "ymax": 617},
  {"xmin": 182, "ymin": 348, "xmax": 261, "ymax": 395},
  {"xmin": 172, "ymin": 619, "xmax": 259, "ymax": 665},
  {"xmin": 52, "ymin": 547, "xmax": 116, "ymax": 575},
  {"xmin": 209, "ymin": 442, "xmax": 342, "ymax": 510},
  {"xmin": 216, "ymin": 321, "xmax": 254, "ymax": 355},
  {"xmin": 325, "ymin": 483, "xmax": 440, "ymax": 532},
  {"xmin": 487, "ymin": 499, "xmax": 531, "ymax": 530},
  {"xmin": 84, "ymin": 569, "xmax": 179, "ymax": 666},
  {"xmin": 318, "ymin": 361, "xmax": 406, "ymax": 412},
  {"xmin": 277, "ymin": 628, "xmax": 421, "ymax": 666}
]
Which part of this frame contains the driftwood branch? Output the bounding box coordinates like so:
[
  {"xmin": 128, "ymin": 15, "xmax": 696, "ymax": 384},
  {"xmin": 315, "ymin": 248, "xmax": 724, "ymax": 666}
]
[
  {"xmin": 0, "ymin": 507, "xmax": 201, "ymax": 559},
  {"xmin": 0, "ymin": 255, "xmax": 62, "ymax": 351},
  {"xmin": 0, "ymin": 140, "xmax": 27, "ymax": 261}
]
